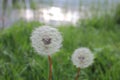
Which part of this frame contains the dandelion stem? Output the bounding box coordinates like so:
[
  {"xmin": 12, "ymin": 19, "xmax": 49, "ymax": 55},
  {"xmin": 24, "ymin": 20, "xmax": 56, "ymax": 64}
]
[
  {"xmin": 48, "ymin": 55, "xmax": 52, "ymax": 80},
  {"xmin": 75, "ymin": 68, "xmax": 80, "ymax": 80}
]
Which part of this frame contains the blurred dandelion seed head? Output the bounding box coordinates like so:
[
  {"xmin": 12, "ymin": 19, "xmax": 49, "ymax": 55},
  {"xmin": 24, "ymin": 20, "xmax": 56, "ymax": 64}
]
[
  {"xmin": 31, "ymin": 26, "xmax": 63, "ymax": 56},
  {"xmin": 72, "ymin": 48, "xmax": 94, "ymax": 68}
]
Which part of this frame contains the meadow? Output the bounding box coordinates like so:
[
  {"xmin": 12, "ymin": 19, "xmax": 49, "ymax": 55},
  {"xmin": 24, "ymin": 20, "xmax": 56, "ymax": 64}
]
[{"xmin": 0, "ymin": 13, "xmax": 120, "ymax": 80}]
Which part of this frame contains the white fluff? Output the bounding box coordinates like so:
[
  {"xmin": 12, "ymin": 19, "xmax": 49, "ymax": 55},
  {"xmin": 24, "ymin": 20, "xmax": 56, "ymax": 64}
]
[
  {"xmin": 72, "ymin": 48, "xmax": 94, "ymax": 68},
  {"xmin": 31, "ymin": 26, "xmax": 63, "ymax": 56}
]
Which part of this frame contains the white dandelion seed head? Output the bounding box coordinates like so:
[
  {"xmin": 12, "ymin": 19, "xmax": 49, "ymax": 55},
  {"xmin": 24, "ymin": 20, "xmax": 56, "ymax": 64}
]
[
  {"xmin": 72, "ymin": 47, "xmax": 94, "ymax": 68},
  {"xmin": 30, "ymin": 26, "xmax": 63, "ymax": 56}
]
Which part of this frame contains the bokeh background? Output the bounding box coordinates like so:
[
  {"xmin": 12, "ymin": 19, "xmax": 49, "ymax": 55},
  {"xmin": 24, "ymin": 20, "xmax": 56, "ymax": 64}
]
[{"xmin": 0, "ymin": 0, "xmax": 120, "ymax": 80}]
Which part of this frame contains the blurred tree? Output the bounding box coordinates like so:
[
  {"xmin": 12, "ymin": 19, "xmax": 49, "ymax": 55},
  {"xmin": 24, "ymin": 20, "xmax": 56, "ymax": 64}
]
[
  {"xmin": 2, "ymin": 0, "xmax": 8, "ymax": 29},
  {"xmin": 1, "ymin": 0, "xmax": 25, "ymax": 29},
  {"xmin": 12, "ymin": 0, "xmax": 25, "ymax": 9}
]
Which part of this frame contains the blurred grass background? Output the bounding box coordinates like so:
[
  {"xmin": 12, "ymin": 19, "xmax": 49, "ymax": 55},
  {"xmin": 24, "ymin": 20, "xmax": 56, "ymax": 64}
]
[{"xmin": 0, "ymin": 0, "xmax": 120, "ymax": 80}]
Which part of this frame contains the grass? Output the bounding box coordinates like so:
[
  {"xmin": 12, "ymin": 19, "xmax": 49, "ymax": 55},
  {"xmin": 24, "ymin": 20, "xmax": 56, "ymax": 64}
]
[{"xmin": 0, "ymin": 16, "xmax": 120, "ymax": 80}]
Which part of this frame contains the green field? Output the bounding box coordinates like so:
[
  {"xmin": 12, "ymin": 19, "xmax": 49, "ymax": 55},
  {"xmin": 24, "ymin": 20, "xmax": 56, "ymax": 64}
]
[{"xmin": 0, "ymin": 14, "xmax": 120, "ymax": 80}]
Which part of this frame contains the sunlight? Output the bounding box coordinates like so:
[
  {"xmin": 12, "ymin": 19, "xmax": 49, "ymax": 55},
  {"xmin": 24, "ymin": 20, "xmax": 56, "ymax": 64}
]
[
  {"xmin": 25, "ymin": 9, "xmax": 34, "ymax": 21},
  {"xmin": 21, "ymin": 9, "xmax": 34, "ymax": 21},
  {"xmin": 20, "ymin": 6, "xmax": 80, "ymax": 24},
  {"xmin": 40, "ymin": 6, "xmax": 79, "ymax": 24},
  {"xmin": 42, "ymin": 7, "xmax": 64, "ymax": 21}
]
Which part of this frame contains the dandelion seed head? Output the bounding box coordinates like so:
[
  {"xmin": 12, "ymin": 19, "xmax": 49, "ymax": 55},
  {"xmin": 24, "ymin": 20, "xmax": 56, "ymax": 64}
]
[
  {"xmin": 31, "ymin": 26, "xmax": 62, "ymax": 56},
  {"xmin": 72, "ymin": 47, "xmax": 94, "ymax": 68}
]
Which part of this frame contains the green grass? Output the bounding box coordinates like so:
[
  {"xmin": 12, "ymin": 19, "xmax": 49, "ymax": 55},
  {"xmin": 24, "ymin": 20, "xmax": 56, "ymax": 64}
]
[{"xmin": 0, "ymin": 18, "xmax": 120, "ymax": 80}]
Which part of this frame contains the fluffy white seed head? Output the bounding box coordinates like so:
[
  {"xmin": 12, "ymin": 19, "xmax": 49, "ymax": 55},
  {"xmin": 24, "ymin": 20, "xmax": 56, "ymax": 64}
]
[
  {"xmin": 30, "ymin": 26, "xmax": 63, "ymax": 56},
  {"xmin": 72, "ymin": 48, "xmax": 94, "ymax": 68}
]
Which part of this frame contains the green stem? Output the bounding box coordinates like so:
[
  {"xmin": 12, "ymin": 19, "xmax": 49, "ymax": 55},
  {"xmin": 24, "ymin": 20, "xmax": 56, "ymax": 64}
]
[
  {"xmin": 48, "ymin": 55, "xmax": 52, "ymax": 80},
  {"xmin": 75, "ymin": 68, "xmax": 80, "ymax": 80}
]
